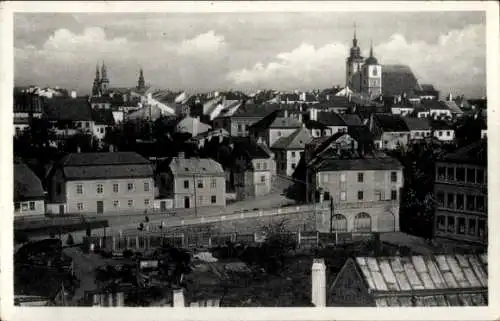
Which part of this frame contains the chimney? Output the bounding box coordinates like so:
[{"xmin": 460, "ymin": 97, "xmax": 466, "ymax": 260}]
[
  {"xmin": 173, "ymin": 288, "xmax": 185, "ymax": 307},
  {"xmin": 70, "ymin": 90, "xmax": 77, "ymax": 98},
  {"xmin": 311, "ymin": 258, "xmax": 326, "ymax": 307}
]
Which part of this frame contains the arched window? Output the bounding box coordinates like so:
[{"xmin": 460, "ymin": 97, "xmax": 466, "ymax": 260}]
[
  {"xmin": 332, "ymin": 214, "xmax": 348, "ymax": 232},
  {"xmin": 354, "ymin": 212, "xmax": 372, "ymax": 232}
]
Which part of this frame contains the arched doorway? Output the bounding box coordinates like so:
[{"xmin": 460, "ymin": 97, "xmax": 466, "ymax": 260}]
[
  {"xmin": 332, "ymin": 214, "xmax": 348, "ymax": 232},
  {"xmin": 354, "ymin": 212, "xmax": 372, "ymax": 232}
]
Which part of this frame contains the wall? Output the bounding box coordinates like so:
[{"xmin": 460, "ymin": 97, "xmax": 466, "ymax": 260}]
[
  {"xmin": 66, "ymin": 177, "xmax": 155, "ymax": 214},
  {"xmin": 173, "ymin": 175, "xmax": 226, "ymax": 209},
  {"xmin": 286, "ymin": 150, "xmax": 304, "ymax": 176},
  {"xmin": 14, "ymin": 199, "xmax": 45, "ymax": 217},
  {"xmin": 410, "ymin": 130, "xmax": 431, "ymax": 140},
  {"xmin": 381, "ymin": 132, "xmax": 410, "ymax": 150},
  {"xmin": 434, "ymin": 129, "xmax": 455, "ymax": 141},
  {"xmin": 231, "ymin": 118, "xmax": 260, "ymax": 137},
  {"xmin": 93, "ymin": 124, "xmax": 107, "ymax": 140}
]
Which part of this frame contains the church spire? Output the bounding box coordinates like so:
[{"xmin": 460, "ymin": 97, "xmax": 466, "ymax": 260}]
[
  {"xmin": 369, "ymin": 39, "xmax": 374, "ymax": 57},
  {"xmin": 353, "ymin": 22, "xmax": 358, "ymax": 47},
  {"xmin": 137, "ymin": 67, "xmax": 145, "ymax": 91}
]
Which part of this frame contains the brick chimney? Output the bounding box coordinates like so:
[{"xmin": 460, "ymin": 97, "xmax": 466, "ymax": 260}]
[{"xmin": 311, "ymin": 258, "xmax": 326, "ymax": 307}]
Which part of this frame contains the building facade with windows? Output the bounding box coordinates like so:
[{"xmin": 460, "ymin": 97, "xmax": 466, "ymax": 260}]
[
  {"xmin": 46, "ymin": 152, "xmax": 154, "ymax": 215},
  {"xmin": 167, "ymin": 155, "xmax": 226, "ymax": 209},
  {"xmin": 271, "ymin": 127, "xmax": 312, "ymax": 177},
  {"xmin": 434, "ymin": 140, "xmax": 487, "ymax": 245}
]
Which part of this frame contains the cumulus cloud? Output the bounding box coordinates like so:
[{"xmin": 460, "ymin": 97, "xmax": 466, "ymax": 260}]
[
  {"xmin": 177, "ymin": 30, "xmax": 227, "ymax": 55},
  {"xmin": 227, "ymin": 23, "xmax": 485, "ymax": 96}
]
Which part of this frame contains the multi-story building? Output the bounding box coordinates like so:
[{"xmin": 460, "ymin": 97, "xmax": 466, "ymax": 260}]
[
  {"xmin": 271, "ymin": 126, "xmax": 312, "ymax": 177},
  {"xmin": 213, "ymin": 104, "xmax": 277, "ymax": 137},
  {"xmin": 368, "ymin": 114, "xmax": 410, "ymax": 150},
  {"xmin": 14, "ymin": 160, "xmax": 45, "ymax": 217},
  {"xmin": 306, "ymin": 133, "xmax": 403, "ymax": 234},
  {"xmin": 403, "ymin": 117, "xmax": 431, "ymax": 141},
  {"xmin": 165, "ymin": 154, "xmax": 226, "ymax": 209},
  {"xmin": 46, "ymin": 152, "xmax": 155, "ymax": 215},
  {"xmin": 249, "ymin": 110, "xmax": 302, "ymax": 147},
  {"xmin": 434, "ymin": 139, "xmax": 487, "ymax": 245}
]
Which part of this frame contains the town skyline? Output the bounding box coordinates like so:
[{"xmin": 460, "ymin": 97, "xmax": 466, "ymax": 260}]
[{"xmin": 15, "ymin": 12, "xmax": 486, "ymax": 97}]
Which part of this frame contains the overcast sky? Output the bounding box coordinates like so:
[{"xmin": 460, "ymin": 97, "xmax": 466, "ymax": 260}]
[{"xmin": 14, "ymin": 12, "xmax": 486, "ymax": 97}]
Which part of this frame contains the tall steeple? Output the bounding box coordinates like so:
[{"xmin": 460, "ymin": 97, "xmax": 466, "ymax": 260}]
[
  {"xmin": 346, "ymin": 21, "xmax": 364, "ymax": 89},
  {"xmin": 137, "ymin": 67, "xmax": 145, "ymax": 91},
  {"xmin": 92, "ymin": 63, "xmax": 101, "ymax": 97},
  {"xmin": 365, "ymin": 39, "xmax": 378, "ymax": 65},
  {"xmin": 100, "ymin": 61, "xmax": 109, "ymax": 94},
  {"xmin": 353, "ymin": 22, "xmax": 358, "ymax": 47}
]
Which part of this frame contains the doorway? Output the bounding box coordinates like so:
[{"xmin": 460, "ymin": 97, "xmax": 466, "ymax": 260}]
[
  {"xmin": 184, "ymin": 196, "xmax": 190, "ymax": 209},
  {"xmin": 96, "ymin": 201, "xmax": 104, "ymax": 214}
]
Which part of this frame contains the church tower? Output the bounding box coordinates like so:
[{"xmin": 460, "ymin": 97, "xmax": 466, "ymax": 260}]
[
  {"xmin": 361, "ymin": 41, "xmax": 382, "ymax": 98},
  {"xmin": 345, "ymin": 23, "xmax": 364, "ymax": 90},
  {"xmin": 92, "ymin": 64, "xmax": 101, "ymax": 97},
  {"xmin": 100, "ymin": 62, "xmax": 109, "ymax": 95},
  {"xmin": 137, "ymin": 68, "xmax": 145, "ymax": 91}
]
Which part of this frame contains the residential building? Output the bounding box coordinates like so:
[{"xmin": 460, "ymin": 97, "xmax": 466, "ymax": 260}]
[
  {"xmin": 231, "ymin": 137, "xmax": 276, "ymax": 199},
  {"xmin": 368, "ymin": 114, "xmax": 410, "ymax": 150},
  {"xmin": 46, "ymin": 152, "xmax": 155, "ymax": 215},
  {"xmin": 431, "ymin": 120, "xmax": 455, "ymax": 142},
  {"xmin": 90, "ymin": 96, "xmax": 113, "ymax": 110},
  {"xmin": 44, "ymin": 97, "xmax": 94, "ymax": 139},
  {"xmin": 189, "ymin": 128, "xmax": 230, "ymax": 149},
  {"xmin": 213, "ymin": 104, "xmax": 277, "ymax": 137},
  {"xmin": 165, "ymin": 154, "xmax": 225, "ymax": 209},
  {"xmin": 390, "ymin": 100, "xmax": 415, "ymax": 117},
  {"xmin": 272, "ymin": 126, "xmax": 312, "ymax": 176},
  {"xmin": 326, "ymin": 254, "xmax": 487, "ymax": 307},
  {"xmin": 249, "ymin": 110, "xmax": 302, "ymax": 147},
  {"xmin": 14, "ymin": 160, "xmax": 45, "ymax": 217},
  {"xmin": 304, "ymin": 120, "xmax": 330, "ymax": 138},
  {"xmin": 415, "ymin": 84, "xmax": 440, "ymax": 100},
  {"xmin": 443, "ymin": 97, "xmax": 464, "ymax": 118},
  {"xmin": 174, "ymin": 115, "xmax": 211, "ymax": 137},
  {"xmin": 306, "ymin": 133, "xmax": 403, "ymax": 234},
  {"xmin": 307, "ymin": 110, "xmax": 348, "ymax": 135},
  {"xmin": 312, "ymin": 96, "xmax": 354, "ymax": 114},
  {"xmin": 423, "ymin": 100, "xmax": 452, "ymax": 120},
  {"xmin": 434, "ymin": 140, "xmax": 487, "ymax": 245},
  {"xmin": 403, "ymin": 117, "xmax": 431, "ymax": 140},
  {"xmin": 13, "ymin": 91, "xmax": 44, "ymax": 136},
  {"xmin": 91, "ymin": 109, "xmax": 115, "ymax": 140}
]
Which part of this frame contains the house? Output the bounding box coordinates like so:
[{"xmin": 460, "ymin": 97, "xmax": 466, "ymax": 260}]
[
  {"xmin": 390, "ymin": 100, "xmax": 415, "ymax": 117},
  {"xmin": 339, "ymin": 114, "xmax": 363, "ymax": 127},
  {"xmin": 312, "ymin": 96, "xmax": 354, "ymax": 114},
  {"xmin": 443, "ymin": 99, "xmax": 464, "ymax": 118},
  {"xmin": 14, "ymin": 91, "xmax": 43, "ymax": 120},
  {"xmin": 271, "ymin": 126, "xmax": 312, "ymax": 176},
  {"xmin": 231, "ymin": 137, "xmax": 276, "ymax": 199},
  {"xmin": 403, "ymin": 117, "xmax": 431, "ymax": 140},
  {"xmin": 13, "ymin": 118, "xmax": 30, "ymax": 137},
  {"xmin": 165, "ymin": 154, "xmax": 225, "ymax": 209},
  {"xmin": 175, "ymin": 116, "xmax": 211, "ymax": 137},
  {"xmin": 415, "ymin": 84, "xmax": 440, "ymax": 100},
  {"xmin": 324, "ymin": 254, "xmax": 487, "ymax": 307},
  {"xmin": 249, "ymin": 110, "xmax": 302, "ymax": 147},
  {"xmin": 434, "ymin": 140, "xmax": 487, "ymax": 245},
  {"xmin": 431, "ymin": 120, "xmax": 455, "ymax": 142},
  {"xmin": 44, "ymin": 97, "xmax": 94, "ymax": 134},
  {"xmin": 189, "ymin": 128, "xmax": 230, "ymax": 149},
  {"xmin": 307, "ymin": 110, "xmax": 348, "ymax": 135},
  {"xmin": 91, "ymin": 109, "xmax": 115, "ymax": 140},
  {"xmin": 213, "ymin": 104, "xmax": 277, "ymax": 137},
  {"xmin": 90, "ymin": 96, "xmax": 113, "ymax": 110},
  {"xmin": 423, "ymin": 100, "xmax": 452, "ymax": 120},
  {"xmin": 304, "ymin": 120, "xmax": 330, "ymax": 138},
  {"xmin": 14, "ymin": 160, "xmax": 45, "ymax": 217},
  {"xmin": 368, "ymin": 114, "xmax": 410, "ymax": 150},
  {"xmin": 46, "ymin": 152, "xmax": 155, "ymax": 215}
]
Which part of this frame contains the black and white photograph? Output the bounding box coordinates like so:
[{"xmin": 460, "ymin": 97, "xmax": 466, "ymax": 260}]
[{"xmin": 1, "ymin": 1, "xmax": 498, "ymax": 319}]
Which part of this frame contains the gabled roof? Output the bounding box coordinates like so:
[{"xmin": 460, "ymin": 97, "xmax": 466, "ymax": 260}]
[
  {"xmin": 44, "ymin": 98, "xmax": 92, "ymax": 121},
  {"xmin": 316, "ymin": 112, "xmax": 347, "ymax": 127},
  {"xmin": 421, "ymin": 100, "xmax": 449, "ymax": 110},
  {"xmin": 374, "ymin": 114, "xmax": 409, "ymax": 132},
  {"xmin": 403, "ymin": 117, "xmax": 431, "ymax": 131},
  {"xmin": 14, "ymin": 161, "xmax": 45, "ymax": 201},
  {"xmin": 443, "ymin": 100, "xmax": 463, "ymax": 114},
  {"xmin": 271, "ymin": 127, "xmax": 312, "ymax": 150},
  {"xmin": 340, "ymin": 114, "xmax": 363, "ymax": 126},
  {"xmin": 230, "ymin": 104, "xmax": 278, "ymax": 118},
  {"xmin": 441, "ymin": 139, "xmax": 487, "ymax": 166},
  {"xmin": 305, "ymin": 120, "xmax": 329, "ymax": 130},
  {"xmin": 169, "ymin": 157, "xmax": 224, "ymax": 176},
  {"xmin": 270, "ymin": 117, "xmax": 302, "ymax": 129},
  {"xmin": 314, "ymin": 155, "xmax": 402, "ymax": 172},
  {"xmin": 230, "ymin": 137, "xmax": 271, "ymax": 159}
]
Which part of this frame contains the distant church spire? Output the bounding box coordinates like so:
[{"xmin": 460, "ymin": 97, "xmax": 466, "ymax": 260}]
[
  {"xmin": 369, "ymin": 39, "xmax": 374, "ymax": 57},
  {"xmin": 100, "ymin": 61, "xmax": 109, "ymax": 94},
  {"xmin": 92, "ymin": 62, "xmax": 101, "ymax": 97},
  {"xmin": 137, "ymin": 67, "xmax": 145, "ymax": 91},
  {"xmin": 353, "ymin": 22, "xmax": 358, "ymax": 47}
]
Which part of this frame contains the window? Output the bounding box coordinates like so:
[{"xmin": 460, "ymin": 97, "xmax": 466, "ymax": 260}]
[
  {"xmin": 332, "ymin": 214, "xmax": 348, "ymax": 232},
  {"xmin": 466, "ymin": 168, "xmax": 476, "ymax": 183},
  {"xmin": 277, "ymin": 131, "xmax": 282, "ymax": 137},
  {"xmin": 391, "ymin": 190, "xmax": 398, "ymax": 201},
  {"xmin": 354, "ymin": 212, "xmax": 371, "ymax": 232},
  {"xmin": 340, "ymin": 191, "xmax": 347, "ymax": 201},
  {"xmin": 357, "ymin": 173, "xmax": 364, "ymax": 183},
  {"xmin": 391, "ymin": 172, "xmax": 397, "ymax": 182},
  {"xmin": 457, "ymin": 217, "xmax": 466, "ymax": 235},
  {"xmin": 113, "ymin": 183, "xmax": 119, "ymax": 193},
  {"xmin": 476, "ymin": 169, "xmax": 484, "ymax": 184},
  {"xmin": 447, "ymin": 193, "xmax": 455, "ymax": 209},
  {"xmin": 438, "ymin": 167, "xmax": 445, "ymax": 180},
  {"xmin": 237, "ymin": 124, "xmax": 242, "ymax": 132},
  {"xmin": 97, "ymin": 184, "xmax": 103, "ymax": 194},
  {"xmin": 456, "ymin": 193, "xmax": 464, "ymax": 210},
  {"xmin": 197, "ymin": 180, "xmax": 203, "ymax": 188},
  {"xmin": 143, "ymin": 199, "xmax": 150, "ymax": 206},
  {"xmin": 15, "ymin": 203, "xmax": 20, "ymax": 212},
  {"xmin": 76, "ymin": 184, "xmax": 83, "ymax": 194},
  {"xmin": 260, "ymin": 175, "xmax": 265, "ymax": 183},
  {"xmin": 446, "ymin": 131, "xmax": 451, "ymax": 137},
  {"xmin": 128, "ymin": 200, "xmax": 134, "ymax": 207},
  {"xmin": 357, "ymin": 191, "xmax": 364, "ymax": 201},
  {"xmin": 184, "ymin": 180, "xmax": 189, "ymax": 189},
  {"xmin": 468, "ymin": 219, "xmax": 476, "ymax": 236},
  {"xmin": 291, "ymin": 163, "xmax": 296, "ymax": 169},
  {"xmin": 322, "ymin": 173, "xmax": 329, "ymax": 183},
  {"xmin": 447, "ymin": 216, "xmax": 455, "ymax": 233},
  {"xmin": 256, "ymin": 162, "xmax": 261, "ymax": 170},
  {"xmin": 438, "ymin": 131, "xmax": 442, "ymax": 137},
  {"xmin": 466, "ymin": 195, "xmax": 475, "ymax": 211},
  {"xmin": 263, "ymin": 162, "xmax": 267, "ymax": 170},
  {"xmin": 29, "ymin": 201, "xmax": 35, "ymax": 211},
  {"xmin": 436, "ymin": 215, "xmax": 446, "ymax": 231},
  {"xmin": 144, "ymin": 182, "xmax": 150, "ymax": 192},
  {"xmin": 210, "ymin": 179, "xmax": 216, "ymax": 188},
  {"xmin": 340, "ymin": 173, "xmax": 346, "ymax": 182},
  {"xmin": 113, "ymin": 200, "xmax": 119, "ymax": 208},
  {"xmin": 324, "ymin": 191, "xmax": 330, "ymax": 200},
  {"xmin": 21, "ymin": 202, "xmax": 28, "ymax": 211},
  {"xmin": 478, "ymin": 219, "xmax": 486, "ymax": 238},
  {"xmin": 375, "ymin": 190, "xmax": 382, "ymax": 201},
  {"xmin": 291, "ymin": 151, "xmax": 296, "ymax": 158},
  {"xmin": 476, "ymin": 195, "xmax": 485, "ymax": 212},
  {"xmin": 211, "ymin": 195, "xmax": 217, "ymax": 204},
  {"xmin": 456, "ymin": 168, "xmax": 465, "ymax": 182},
  {"xmin": 127, "ymin": 183, "xmax": 134, "ymax": 191},
  {"xmin": 77, "ymin": 203, "xmax": 83, "ymax": 211},
  {"xmin": 446, "ymin": 167, "xmax": 455, "ymax": 181}
]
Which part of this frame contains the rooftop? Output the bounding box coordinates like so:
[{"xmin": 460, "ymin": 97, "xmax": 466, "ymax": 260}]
[
  {"xmin": 441, "ymin": 139, "xmax": 487, "ymax": 166},
  {"xmin": 316, "ymin": 112, "xmax": 347, "ymax": 127},
  {"xmin": 44, "ymin": 98, "xmax": 92, "ymax": 121},
  {"xmin": 231, "ymin": 137, "xmax": 272, "ymax": 159},
  {"xmin": 14, "ymin": 162, "xmax": 45, "ymax": 201},
  {"xmin": 271, "ymin": 127, "xmax": 312, "ymax": 150},
  {"xmin": 403, "ymin": 117, "xmax": 431, "ymax": 131},
  {"xmin": 374, "ymin": 114, "xmax": 409, "ymax": 132},
  {"xmin": 169, "ymin": 157, "xmax": 224, "ymax": 176},
  {"xmin": 313, "ymin": 155, "xmax": 402, "ymax": 172}
]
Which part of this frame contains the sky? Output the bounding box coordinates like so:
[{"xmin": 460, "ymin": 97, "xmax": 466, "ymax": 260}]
[{"xmin": 14, "ymin": 12, "xmax": 486, "ymax": 98}]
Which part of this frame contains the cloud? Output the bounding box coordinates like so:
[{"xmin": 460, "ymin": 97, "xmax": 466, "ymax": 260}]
[
  {"xmin": 177, "ymin": 30, "xmax": 227, "ymax": 55},
  {"xmin": 227, "ymin": 23, "xmax": 486, "ymax": 96}
]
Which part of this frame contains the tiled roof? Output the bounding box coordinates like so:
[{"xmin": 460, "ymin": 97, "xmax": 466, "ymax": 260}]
[
  {"xmin": 14, "ymin": 162, "xmax": 45, "ymax": 201},
  {"xmin": 269, "ymin": 116, "xmax": 302, "ymax": 129},
  {"xmin": 175, "ymin": 116, "xmax": 212, "ymax": 135},
  {"xmin": 44, "ymin": 98, "xmax": 92, "ymax": 121},
  {"xmin": 271, "ymin": 127, "xmax": 312, "ymax": 150},
  {"xmin": 169, "ymin": 157, "xmax": 224, "ymax": 176},
  {"xmin": 374, "ymin": 114, "xmax": 409, "ymax": 132},
  {"xmin": 403, "ymin": 117, "xmax": 431, "ymax": 130},
  {"xmin": 381, "ymin": 64, "xmax": 421, "ymax": 97},
  {"xmin": 430, "ymin": 120, "xmax": 454, "ymax": 130},
  {"xmin": 353, "ymin": 254, "xmax": 488, "ymax": 307},
  {"xmin": 58, "ymin": 152, "xmax": 153, "ymax": 180},
  {"xmin": 231, "ymin": 104, "xmax": 278, "ymax": 118},
  {"xmin": 305, "ymin": 120, "xmax": 329, "ymax": 130},
  {"xmin": 230, "ymin": 137, "xmax": 271, "ymax": 159},
  {"xmin": 316, "ymin": 112, "xmax": 347, "ymax": 127},
  {"xmin": 443, "ymin": 100, "xmax": 463, "ymax": 114},
  {"xmin": 313, "ymin": 155, "xmax": 402, "ymax": 172},
  {"xmin": 340, "ymin": 114, "xmax": 363, "ymax": 126},
  {"xmin": 441, "ymin": 139, "xmax": 487, "ymax": 165},
  {"xmin": 91, "ymin": 109, "xmax": 115, "ymax": 125}
]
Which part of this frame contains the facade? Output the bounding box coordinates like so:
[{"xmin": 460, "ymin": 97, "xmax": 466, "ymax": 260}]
[
  {"xmin": 360, "ymin": 43, "xmax": 382, "ymax": 98},
  {"xmin": 369, "ymin": 114, "xmax": 410, "ymax": 150},
  {"xmin": 14, "ymin": 161, "xmax": 45, "ymax": 217},
  {"xmin": 249, "ymin": 110, "xmax": 302, "ymax": 147},
  {"xmin": 212, "ymin": 104, "xmax": 273, "ymax": 137},
  {"xmin": 327, "ymin": 255, "xmax": 488, "ymax": 307},
  {"xmin": 431, "ymin": 120, "xmax": 455, "ymax": 142},
  {"xmin": 272, "ymin": 127, "xmax": 312, "ymax": 176},
  {"xmin": 434, "ymin": 140, "xmax": 487, "ymax": 245},
  {"xmin": 47, "ymin": 152, "xmax": 155, "ymax": 215},
  {"xmin": 403, "ymin": 117, "xmax": 431, "ymax": 140},
  {"xmin": 167, "ymin": 156, "xmax": 226, "ymax": 209}
]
